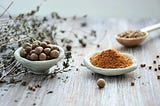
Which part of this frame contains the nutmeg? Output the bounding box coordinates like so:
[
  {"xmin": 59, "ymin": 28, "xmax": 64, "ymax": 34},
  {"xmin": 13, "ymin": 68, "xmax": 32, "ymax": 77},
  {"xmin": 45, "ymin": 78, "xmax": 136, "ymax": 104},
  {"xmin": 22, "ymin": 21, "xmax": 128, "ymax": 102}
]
[
  {"xmin": 26, "ymin": 54, "xmax": 31, "ymax": 60},
  {"xmin": 22, "ymin": 43, "xmax": 31, "ymax": 49},
  {"xmin": 30, "ymin": 50, "xmax": 35, "ymax": 54},
  {"xmin": 50, "ymin": 50, "xmax": 59, "ymax": 58},
  {"xmin": 35, "ymin": 47, "xmax": 43, "ymax": 55},
  {"xmin": 97, "ymin": 78, "xmax": 106, "ymax": 88},
  {"xmin": 44, "ymin": 40, "xmax": 51, "ymax": 44},
  {"xmin": 20, "ymin": 49, "xmax": 27, "ymax": 57},
  {"xmin": 32, "ymin": 41, "xmax": 39, "ymax": 49},
  {"xmin": 40, "ymin": 42, "xmax": 48, "ymax": 48},
  {"xmin": 39, "ymin": 53, "xmax": 47, "ymax": 61},
  {"xmin": 25, "ymin": 46, "xmax": 32, "ymax": 53},
  {"xmin": 30, "ymin": 53, "xmax": 38, "ymax": 61},
  {"xmin": 44, "ymin": 48, "xmax": 51, "ymax": 55},
  {"xmin": 48, "ymin": 44, "xmax": 59, "ymax": 51}
]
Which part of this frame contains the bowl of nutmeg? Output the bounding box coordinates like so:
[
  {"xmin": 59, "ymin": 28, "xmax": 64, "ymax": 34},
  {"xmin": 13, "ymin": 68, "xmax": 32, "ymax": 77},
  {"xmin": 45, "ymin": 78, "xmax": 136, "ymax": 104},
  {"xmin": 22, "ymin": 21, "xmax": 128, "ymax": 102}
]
[{"xmin": 14, "ymin": 40, "xmax": 64, "ymax": 74}]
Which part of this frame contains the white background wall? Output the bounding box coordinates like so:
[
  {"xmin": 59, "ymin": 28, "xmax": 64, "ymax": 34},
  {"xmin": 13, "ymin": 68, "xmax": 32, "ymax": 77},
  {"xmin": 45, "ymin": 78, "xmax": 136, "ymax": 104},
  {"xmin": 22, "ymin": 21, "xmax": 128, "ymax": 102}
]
[{"xmin": 0, "ymin": 0, "xmax": 160, "ymax": 19}]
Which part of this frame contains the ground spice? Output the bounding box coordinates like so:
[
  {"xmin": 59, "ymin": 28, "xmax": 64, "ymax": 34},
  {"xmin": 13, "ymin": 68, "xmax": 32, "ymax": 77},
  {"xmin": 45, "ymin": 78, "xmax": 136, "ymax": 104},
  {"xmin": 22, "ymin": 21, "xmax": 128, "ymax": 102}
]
[{"xmin": 90, "ymin": 49, "xmax": 133, "ymax": 68}]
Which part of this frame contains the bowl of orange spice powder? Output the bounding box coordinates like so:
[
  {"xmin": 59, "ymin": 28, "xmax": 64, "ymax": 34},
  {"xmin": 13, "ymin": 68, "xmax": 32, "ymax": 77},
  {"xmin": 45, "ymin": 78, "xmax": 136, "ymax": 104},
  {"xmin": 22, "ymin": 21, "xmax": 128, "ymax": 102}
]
[{"xmin": 83, "ymin": 49, "xmax": 137, "ymax": 76}]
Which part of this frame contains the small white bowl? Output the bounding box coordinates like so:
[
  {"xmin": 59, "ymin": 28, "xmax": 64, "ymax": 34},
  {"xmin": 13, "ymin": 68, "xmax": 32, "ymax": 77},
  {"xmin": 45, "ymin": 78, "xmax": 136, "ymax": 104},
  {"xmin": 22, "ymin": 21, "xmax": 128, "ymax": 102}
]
[
  {"xmin": 83, "ymin": 52, "xmax": 137, "ymax": 76},
  {"xmin": 14, "ymin": 45, "xmax": 64, "ymax": 74}
]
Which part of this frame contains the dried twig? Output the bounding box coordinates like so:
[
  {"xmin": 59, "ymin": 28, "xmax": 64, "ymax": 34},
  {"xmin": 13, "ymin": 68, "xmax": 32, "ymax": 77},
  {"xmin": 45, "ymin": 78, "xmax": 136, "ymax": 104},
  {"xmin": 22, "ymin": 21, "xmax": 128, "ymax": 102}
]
[{"xmin": 0, "ymin": 0, "xmax": 14, "ymax": 17}]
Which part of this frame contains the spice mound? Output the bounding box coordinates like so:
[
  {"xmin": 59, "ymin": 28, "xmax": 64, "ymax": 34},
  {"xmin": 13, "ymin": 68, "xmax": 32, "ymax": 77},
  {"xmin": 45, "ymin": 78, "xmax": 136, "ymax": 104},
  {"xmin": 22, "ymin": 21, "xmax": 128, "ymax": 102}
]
[
  {"xmin": 90, "ymin": 49, "xmax": 133, "ymax": 68},
  {"xmin": 117, "ymin": 30, "xmax": 146, "ymax": 39},
  {"xmin": 20, "ymin": 40, "xmax": 60, "ymax": 61}
]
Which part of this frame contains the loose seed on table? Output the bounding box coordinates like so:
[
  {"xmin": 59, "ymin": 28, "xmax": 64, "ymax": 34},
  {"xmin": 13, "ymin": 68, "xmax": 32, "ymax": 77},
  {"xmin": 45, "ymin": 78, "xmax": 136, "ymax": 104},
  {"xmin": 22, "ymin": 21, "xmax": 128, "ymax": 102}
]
[
  {"xmin": 97, "ymin": 78, "xmax": 106, "ymax": 88},
  {"xmin": 66, "ymin": 45, "xmax": 72, "ymax": 51},
  {"xmin": 140, "ymin": 64, "xmax": 146, "ymax": 67},
  {"xmin": 148, "ymin": 66, "xmax": 152, "ymax": 70},
  {"xmin": 154, "ymin": 68, "xmax": 158, "ymax": 71},
  {"xmin": 131, "ymin": 82, "xmax": 135, "ymax": 86},
  {"xmin": 157, "ymin": 74, "xmax": 160, "ymax": 79}
]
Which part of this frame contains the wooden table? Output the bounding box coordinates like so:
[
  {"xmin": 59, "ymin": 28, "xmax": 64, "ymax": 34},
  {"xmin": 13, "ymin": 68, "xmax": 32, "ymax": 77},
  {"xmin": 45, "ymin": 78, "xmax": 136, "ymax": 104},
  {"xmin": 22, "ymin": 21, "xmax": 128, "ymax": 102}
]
[{"xmin": 0, "ymin": 18, "xmax": 160, "ymax": 106}]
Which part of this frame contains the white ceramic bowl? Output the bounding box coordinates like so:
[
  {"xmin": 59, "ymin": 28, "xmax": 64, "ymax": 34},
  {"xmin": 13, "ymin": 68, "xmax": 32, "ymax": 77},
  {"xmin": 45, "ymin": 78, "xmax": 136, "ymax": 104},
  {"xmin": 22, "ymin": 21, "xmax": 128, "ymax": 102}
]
[
  {"xmin": 83, "ymin": 52, "xmax": 137, "ymax": 76},
  {"xmin": 14, "ymin": 45, "xmax": 64, "ymax": 74}
]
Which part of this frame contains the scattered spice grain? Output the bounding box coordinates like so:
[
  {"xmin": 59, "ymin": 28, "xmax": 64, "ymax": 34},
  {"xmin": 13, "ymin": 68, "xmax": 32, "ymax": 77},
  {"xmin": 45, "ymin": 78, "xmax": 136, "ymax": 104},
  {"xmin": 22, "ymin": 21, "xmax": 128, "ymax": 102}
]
[
  {"xmin": 21, "ymin": 80, "xmax": 28, "ymax": 86},
  {"xmin": 157, "ymin": 74, "xmax": 160, "ymax": 79},
  {"xmin": 149, "ymin": 66, "xmax": 152, "ymax": 70},
  {"xmin": 140, "ymin": 64, "xmax": 146, "ymax": 67},
  {"xmin": 97, "ymin": 78, "xmax": 106, "ymax": 88},
  {"xmin": 90, "ymin": 49, "xmax": 133, "ymax": 68},
  {"xmin": 66, "ymin": 45, "xmax": 72, "ymax": 51},
  {"xmin": 131, "ymin": 82, "xmax": 135, "ymax": 86},
  {"xmin": 153, "ymin": 60, "xmax": 156, "ymax": 64},
  {"xmin": 47, "ymin": 91, "xmax": 53, "ymax": 94},
  {"xmin": 158, "ymin": 66, "xmax": 160, "ymax": 70},
  {"xmin": 28, "ymin": 85, "xmax": 36, "ymax": 91},
  {"xmin": 97, "ymin": 44, "xmax": 100, "ymax": 48},
  {"xmin": 154, "ymin": 68, "xmax": 158, "ymax": 71},
  {"xmin": 156, "ymin": 55, "xmax": 159, "ymax": 58}
]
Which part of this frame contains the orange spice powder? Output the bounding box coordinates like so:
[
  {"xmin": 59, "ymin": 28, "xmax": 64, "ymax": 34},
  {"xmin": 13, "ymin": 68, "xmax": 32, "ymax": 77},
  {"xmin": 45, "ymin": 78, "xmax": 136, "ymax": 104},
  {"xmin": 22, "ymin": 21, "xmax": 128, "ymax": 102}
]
[{"xmin": 90, "ymin": 49, "xmax": 133, "ymax": 68}]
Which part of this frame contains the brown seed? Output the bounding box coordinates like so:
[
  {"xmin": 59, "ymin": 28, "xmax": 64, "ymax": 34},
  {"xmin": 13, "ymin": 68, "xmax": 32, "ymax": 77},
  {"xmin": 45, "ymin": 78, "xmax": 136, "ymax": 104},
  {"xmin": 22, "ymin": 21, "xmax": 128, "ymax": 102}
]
[
  {"xmin": 30, "ymin": 50, "xmax": 35, "ymax": 54},
  {"xmin": 26, "ymin": 54, "xmax": 31, "ymax": 60},
  {"xmin": 140, "ymin": 64, "xmax": 146, "ymax": 67},
  {"xmin": 22, "ymin": 43, "xmax": 31, "ymax": 49},
  {"xmin": 82, "ymin": 43, "xmax": 86, "ymax": 47},
  {"xmin": 28, "ymin": 85, "xmax": 36, "ymax": 91},
  {"xmin": 157, "ymin": 74, "xmax": 160, "ymax": 79},
  {"xmin": 153, "ymin": 60, "xmax": 156, "ymax": 64},
  {"xmin": 158, "ymin": 66, "xmax": 160, "ymax": 70},
  {"xmin": 66, "ymin": 45, "xmax": 72, "ymax": 51},
  {"xmin": 50, "ymin": 50, "xmax": 59, "ymax": 58},
  {"xmin": 149, "ymin": 66, "xmax": 152, "ymax": 70},
  {"xmin": 131, "ymin": 82, "xmax": 135, "ymax": 86},
  {"xmin": 35, "ymin": 47, "xmax": 43, "ymax": 55},
  {"xmin": 156, "ymin": 55, "xmax": 159, "ymax": 58},
  {"xmin": 32, "ymin": 42, "xmax": 39, "ymax": 49},
  {"xmin": 20, "ymin": 49, "xmax": 27, "ymax": 58},
  {"xmin": 44, "ymin": 40, "xmax": 51, "ymax": 44},
  {"xmin": 97, "ymin": 78, "xmax": 106, "ymax": 88},
  {"xmin": 44, "ymin": 48, "xmax": 51, "ymax": 55},
  {"xmin": 39, "ymin": 53, "xmax": 47, "ymax": 61},
  {"xmin": 40, "ymin": 42, "xmax": 48, "ymax": 48},
  {"xmin": 154, "ymin": 68, "xmax": 157, "ymax": 71},
  {"xmin": 30, "ymin": 53, "xmax": 38, "ymax": 61},
  {"xmin": 47, "ymin": 44, "xmax": 59, "ymax": 51},
  {"xmin": 21, "ymin": 80, "xmax": 28, "ymax": 86},
  {"xmin": 25, "ymin": 46, "xmax": 32, "ymax": 53}
]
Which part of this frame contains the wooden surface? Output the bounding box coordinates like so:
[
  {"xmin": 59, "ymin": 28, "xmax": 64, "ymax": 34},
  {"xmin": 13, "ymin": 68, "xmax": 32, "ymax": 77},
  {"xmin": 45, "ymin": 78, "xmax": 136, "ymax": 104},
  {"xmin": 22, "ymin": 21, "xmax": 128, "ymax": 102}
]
[{"xmin": 1, "ymin": 18, "xmax": 160, "ymax": 106}]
